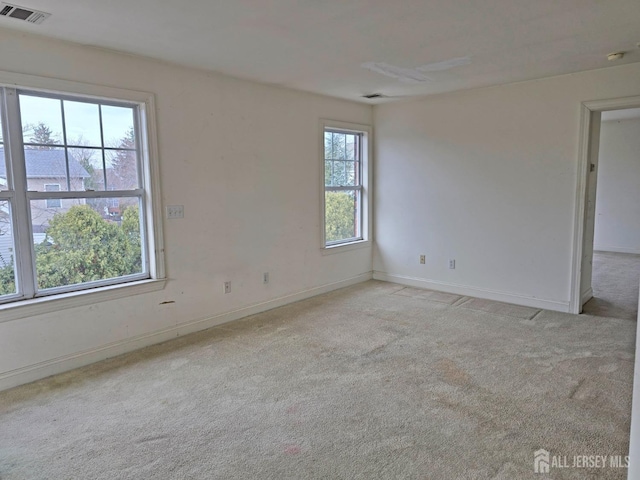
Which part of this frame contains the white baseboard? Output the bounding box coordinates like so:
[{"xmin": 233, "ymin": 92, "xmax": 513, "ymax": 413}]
[
  {"xmin": 594, "ymin": 246, "xmax": 640, "ymax": 255},
  {"xmin": 373, "ymin": 271, "xmax": 570, "ymax": 312},
  {"xmin": 581, "ymin": 287, "xmax": 594, "ymax": 306},
  {"xmin": 0, "ymin": 272, "xmax": 373, "ymax": 392}
]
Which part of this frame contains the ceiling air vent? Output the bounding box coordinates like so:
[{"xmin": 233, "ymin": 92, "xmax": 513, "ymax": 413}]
[{"xmin": 0, "ymin": 3, "xmax": 50, "ymax": 24}]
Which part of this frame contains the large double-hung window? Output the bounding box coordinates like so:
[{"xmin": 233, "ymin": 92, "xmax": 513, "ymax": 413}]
[{"xmin": 0, "ymin": 79, "xmax": 163, "ymax": 307}]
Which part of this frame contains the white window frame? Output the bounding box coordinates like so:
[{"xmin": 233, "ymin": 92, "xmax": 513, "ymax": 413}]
[
  {"xmin": 320, "ymin": 120, "xmax": 372, "ymax": 253},
  {"xmin": 0, "ymin": 71, "xmax": 165, "ymax": 321}
]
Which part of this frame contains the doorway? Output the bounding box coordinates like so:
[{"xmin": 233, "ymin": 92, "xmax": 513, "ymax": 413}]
[{"xmin": 572, "ymin": 97, "xmax": 640, "ymax": 318}]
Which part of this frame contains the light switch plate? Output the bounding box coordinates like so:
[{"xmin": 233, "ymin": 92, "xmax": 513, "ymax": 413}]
[{"xmin": 166, "ymin": 205, "xmax": 184, "ymax": 219}]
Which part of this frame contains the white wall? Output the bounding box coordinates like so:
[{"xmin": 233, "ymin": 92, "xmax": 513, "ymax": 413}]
[
  {"xmin": 374, "ymin": 62, "xmax": 640, "ymax": 312},
  {"xmin": 0, "ymin": 28, "xmax": 373, "ymax": 390},
  {"xmin": 627, "ymin": 286, "xmax": 640, "ymax": 479},
  {"xmin": 594, "ymin": 117, "xmax": 640, "ymax": 254}
]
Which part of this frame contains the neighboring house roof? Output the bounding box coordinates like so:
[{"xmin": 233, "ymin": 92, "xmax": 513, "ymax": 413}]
[{"xmin": 0, "ymin": 148, "xmax": 90, "ymax": 179}]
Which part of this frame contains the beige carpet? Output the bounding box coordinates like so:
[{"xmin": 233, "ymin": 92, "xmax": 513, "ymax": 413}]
[
  {"xmin": 583, "ymin": 251, "xmax": 640, "ymax": 321},
  {"xmin": 0, "ymin": 281, "xmax": 635, "ymax": 479}
]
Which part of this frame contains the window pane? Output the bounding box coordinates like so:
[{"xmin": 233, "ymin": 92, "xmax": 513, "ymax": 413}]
[
  {"xmin": 102, "ymin": 106, "xmax": 135, "ymax": 148},
  {"xmin": 335, "ymin": 133, "xmax": 346, "ymax": 159},
  {"xmin": 19, "ymin": 95, "xmax": 63, "ymax": 146},
  {"xmin": 324, "ymin": 131, "xmax": 332, "ymax": 160},
  {"xmin": 329, "ymin": 160, "xmax": 357, "ymax": 187},
  {"xmin": 106, "ymin": 149, "xmax": 138, "ymax": 190},
  {"xmin": 64, "ymin": 100, "xmax": 102, "ymax": 147},
  {"xmin": 344, "ymin": 161, "xmax": 355, "ymax": 186},
  {"xmin": 31, "ymin": 196, "xmax": 84, "ymax": 233},
  {"xmin": 327, "ymin": 163, "xmax": 348, "ymax": 186},
  {"xmin": 324, "ymin": 131, "xmax": 360, "ymax": 188},
  {"xmin": 345, "ymin": 134, "xmax": 356, "ymax": 160},
  {"xmin": 0, "ymin": 201, "xmax": 16, "ymax": 296},
  {"xmin": 32, "ymin": 199, "xmax": 144, "ymax": 291},
  {"xmin": 24, "ymin": 146, "xmax": 71, "ymax": 191},
  {"xmin": 325, "ymin": 190, "xmax": 359, "ymax": 243},
  {"xmin": 68, "ymin": 147, "xmax": 105, "ymax": 191},
  {"xmin": 324, "ymin": 160, "xmax": 332, "ymax": 187}
]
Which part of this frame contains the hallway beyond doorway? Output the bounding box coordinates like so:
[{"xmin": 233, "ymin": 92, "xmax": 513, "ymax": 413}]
[{"xmin": 583, "ymin": 251, "xmax": 640, "ymax": 320}]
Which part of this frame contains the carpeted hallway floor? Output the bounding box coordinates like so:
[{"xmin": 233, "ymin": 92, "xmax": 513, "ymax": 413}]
[
  {"xmin": 583, "ymin": 251, "xmax": 640, "ymax": 321},
  {"xmin": 0, "ymin": 281, "xmax": 635, "ymax": 479}
]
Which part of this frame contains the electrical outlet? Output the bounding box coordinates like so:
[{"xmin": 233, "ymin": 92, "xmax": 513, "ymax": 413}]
[
  {"xmin": 449, "ymin": 259, "xmax": 456, "ymax": 269},
  {"xmin": 263, "ymin": 272, "xmax": 269, "ymax": 284},
  {"xmin": 166, "ymin": 205, "xmax": 184, "ymax": 219},
  {"xmin": 224, "ymin": 281, "xmax": 231, "ymax": 294},
  {"xmin": 419, "ymin": 255, "xmax": 426, "ymax": 264}
]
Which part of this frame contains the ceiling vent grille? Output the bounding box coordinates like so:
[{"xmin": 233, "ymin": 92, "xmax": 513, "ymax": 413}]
[{"xmin": 0, "ymin": 2, "xmax": 50, "ymax": 24}]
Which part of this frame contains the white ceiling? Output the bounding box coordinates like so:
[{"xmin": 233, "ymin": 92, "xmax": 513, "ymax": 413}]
[{"xmin": 1, "ymin": 0, "xmax": 640, "ymax": 103}]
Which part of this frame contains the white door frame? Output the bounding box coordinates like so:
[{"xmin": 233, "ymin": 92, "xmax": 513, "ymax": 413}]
[{"xmin": 569, "ymin": 95, "xmax": 640, "ymax": 314}]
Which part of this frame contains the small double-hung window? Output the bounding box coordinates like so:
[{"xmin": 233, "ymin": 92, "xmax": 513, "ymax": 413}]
[
  {"xmin": 0, "ymin": 83, "xmax": 163, "ymax": 305},
  {"xmin": 322, "ymin": 121, "xmax": 371, "ymax": 248}
]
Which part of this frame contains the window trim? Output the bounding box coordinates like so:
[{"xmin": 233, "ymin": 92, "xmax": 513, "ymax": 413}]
[
  {"xmin": 320, "ymin": 119, "xmax": 372, "ymax": 252},
  {"xmin": 0, "ymin": 278, "xmax": 165, "ymax": 323},
  {"xmin": 0, "ymin": 69, "xmax": 165, "ymax": 312}
]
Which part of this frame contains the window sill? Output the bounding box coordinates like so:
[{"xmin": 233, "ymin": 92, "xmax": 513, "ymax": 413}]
[
  {"xmin": 322, "ymin": 239, "xmax": 371, "ymax": 255},
  {"xmin": 0, "ymin": 278, "xmax": 166, "ymax": 324}
]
